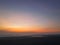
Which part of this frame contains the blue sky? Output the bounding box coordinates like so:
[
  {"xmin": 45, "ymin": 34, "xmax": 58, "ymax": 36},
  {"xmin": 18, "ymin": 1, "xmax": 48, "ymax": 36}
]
[
  {"xmin": 0, "ymin": 0, "xmax": 60, "ymax": 36},
  {"xmin": 0, "ymin": 0, "xmax": 60, "ymax": 29}
]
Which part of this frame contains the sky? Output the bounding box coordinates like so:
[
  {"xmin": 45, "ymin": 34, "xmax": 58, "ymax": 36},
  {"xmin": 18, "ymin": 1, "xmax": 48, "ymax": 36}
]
[{"xmin": 0, "ymin": 0, "xmax": 60, "ymax": 36}]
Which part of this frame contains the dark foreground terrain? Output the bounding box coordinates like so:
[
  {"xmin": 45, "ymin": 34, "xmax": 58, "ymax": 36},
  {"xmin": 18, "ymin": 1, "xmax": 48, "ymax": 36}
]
[{"xmin": 0, "ymin": 35, "xmax": 60, "ymax": 45}]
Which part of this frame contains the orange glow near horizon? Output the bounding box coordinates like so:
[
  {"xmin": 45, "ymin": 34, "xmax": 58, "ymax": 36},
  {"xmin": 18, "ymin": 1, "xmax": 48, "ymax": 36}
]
[
  {"xmin": 1, "ymin": 26, "xmax": 40, "ymax": 32},
  {"xmin": 0, "ymin": 11, "xmax": 60, "ymax": 33},
  {"xmin": 0, "ymin": 26, "xmax": 60, "ymax": 33}
]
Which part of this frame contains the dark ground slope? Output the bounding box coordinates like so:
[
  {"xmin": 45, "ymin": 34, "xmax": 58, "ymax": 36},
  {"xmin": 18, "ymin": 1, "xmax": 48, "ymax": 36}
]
[{"xmin": 0, "ymin": 35, "xmax": 60, "ymax": 45}]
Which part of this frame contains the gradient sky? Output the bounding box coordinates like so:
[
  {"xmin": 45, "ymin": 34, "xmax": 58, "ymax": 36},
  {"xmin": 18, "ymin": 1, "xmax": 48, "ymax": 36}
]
[{"xmin": 0, "ymin": 0, "xmax": 60, "ymax": 33}]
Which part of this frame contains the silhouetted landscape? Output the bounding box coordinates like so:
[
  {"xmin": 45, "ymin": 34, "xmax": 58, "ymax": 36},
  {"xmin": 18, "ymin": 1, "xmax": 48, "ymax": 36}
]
[{"xmin": 0, "ymin": 34, "xmax": 60, "ymax": 45}]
